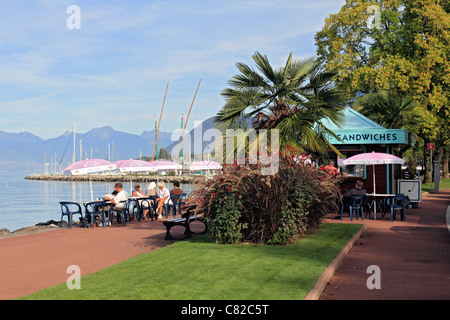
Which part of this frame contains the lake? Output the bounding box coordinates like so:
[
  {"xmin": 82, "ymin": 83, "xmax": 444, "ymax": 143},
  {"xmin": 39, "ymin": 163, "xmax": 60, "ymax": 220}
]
[{"xmin": 0, "ymin": 171, "xmax": 193, "ymax": 232}]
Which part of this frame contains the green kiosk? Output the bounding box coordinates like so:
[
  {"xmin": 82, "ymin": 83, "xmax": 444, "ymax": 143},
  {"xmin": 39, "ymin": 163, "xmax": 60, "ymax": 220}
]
[{"xmin": 323, "ymin": 107, "xmax": 414, "ymax": 196}]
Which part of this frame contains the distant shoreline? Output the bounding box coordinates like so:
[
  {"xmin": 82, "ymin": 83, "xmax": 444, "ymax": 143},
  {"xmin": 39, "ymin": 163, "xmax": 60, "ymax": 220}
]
[{"xmin": 24, "ymin": 173, "xmax": 202, "ymax": 184}]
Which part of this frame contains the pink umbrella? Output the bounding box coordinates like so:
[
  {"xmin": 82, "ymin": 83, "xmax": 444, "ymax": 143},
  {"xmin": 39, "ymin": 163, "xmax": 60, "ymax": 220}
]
[
  {"xmin": 113, "ymin": 159, "xmax": 157, "ymax": 173},
  {"xmin": 343, "ymin": 152, "xmax": 404, "ymax": 194},
  {"xmin": 148, "ymin": 160, "xmax": 182, "ymax": 170},
  {"xmin": 63, "ymin": 159, "xmax": 116, "ymax": 176},
  {"xmin": 189, "ymin": 160, "xmax": 222, "ymax": 171}
]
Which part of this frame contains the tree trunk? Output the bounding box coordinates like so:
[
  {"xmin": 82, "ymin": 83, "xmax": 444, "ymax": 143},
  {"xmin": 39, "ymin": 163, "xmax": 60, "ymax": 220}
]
[
  {"xmin": 438, "ymin": 145, "xmax": 444, "ymax": 179},
  {"xmin": 444, "ymin": 147, "xmax": 449, "ymax": 179},
  {"xmin": 424, "ymin": 145, "xmax": 432, "ymax": 183}
]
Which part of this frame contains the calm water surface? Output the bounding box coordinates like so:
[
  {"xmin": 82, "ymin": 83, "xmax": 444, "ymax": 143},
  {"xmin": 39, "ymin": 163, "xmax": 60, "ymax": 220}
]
[{"xmin": 0, "ymin": 171, "xmax": 193, "ymax": 232}]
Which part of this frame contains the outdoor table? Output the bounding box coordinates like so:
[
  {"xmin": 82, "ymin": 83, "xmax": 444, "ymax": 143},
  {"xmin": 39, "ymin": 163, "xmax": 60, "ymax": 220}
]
[
  {"xmin": 82, "ymin": 200, "xmax": 110, "ymax": 227},
  {"xmin": 129, "ymin": 196, "xmax": 158, "ymax": 220},
  {"xmin": 366, "ymin": 193, "xmax": 396, "ymax": 216}
]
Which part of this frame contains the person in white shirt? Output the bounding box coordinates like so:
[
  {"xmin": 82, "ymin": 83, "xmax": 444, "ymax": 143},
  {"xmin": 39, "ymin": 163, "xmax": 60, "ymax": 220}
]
[
  {"xmin": 132, "ymin": 183, "xmax": 150, "ymax": 219},
  {"xmin": 155, "ymin": 181, "xmax": 170, "ymax": 219},
  {"xmin": 146, "ymin": 181, "xmax": 158, "ymax": 196},
  {"xmin": 104, "ymin": 182, "xmax": 129, "ymax": 212}
]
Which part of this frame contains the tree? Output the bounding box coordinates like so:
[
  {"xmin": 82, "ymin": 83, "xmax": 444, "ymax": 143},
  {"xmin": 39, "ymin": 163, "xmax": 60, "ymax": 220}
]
[
  {"xmin": 354, "ymin": 90, "xmax": 424, "ymax": 173},
  {"xmin": 315, "ymin": 0, "xmax": 450, "ymax": 182},
  {"xmin": 214, "ymin": 51, "xmax": 347, "ymax": 157},
  {"xmin": 158, "ymin": 147, "xmax": 170, "ymax": 160}
]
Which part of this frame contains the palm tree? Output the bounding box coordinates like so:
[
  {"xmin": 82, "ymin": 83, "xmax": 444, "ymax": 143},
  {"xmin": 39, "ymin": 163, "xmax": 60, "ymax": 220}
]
[
  {"xmin": 353, "ymin": 91, "xmax": 421, "ymax": 130},
  {"xmin": 354, "ymin": 90, "xmax": 424, "ymax": 174},
  {"xmin": 214, "ymin": 51, "xmax": 346, "ymax": 156}
]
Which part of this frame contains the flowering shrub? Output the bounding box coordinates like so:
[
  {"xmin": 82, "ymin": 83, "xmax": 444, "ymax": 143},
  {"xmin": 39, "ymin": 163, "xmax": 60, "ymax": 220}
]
[{"xmin": 189, "ymin": 153, "xmax": 342, "ymax": 245}]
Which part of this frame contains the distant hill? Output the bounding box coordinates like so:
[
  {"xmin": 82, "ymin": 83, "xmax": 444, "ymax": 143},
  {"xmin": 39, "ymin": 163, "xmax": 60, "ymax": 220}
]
[
  {"xmin": 165, "ymin": 116, "xmax": 217, "ymax": 158},
  {"xmin": 0, "ymin": 116, "xmax": 223, "ymax": 172},
  {"xmin": 0, "ymin": 126, "xmax": 174, "ymax": 172}
]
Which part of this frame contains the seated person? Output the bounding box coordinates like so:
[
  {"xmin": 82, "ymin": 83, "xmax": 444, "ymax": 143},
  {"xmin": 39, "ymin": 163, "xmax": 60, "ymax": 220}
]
[
  {"xmin": 342, "ymin": 180, "xmax": 366, "ymax": 205},
  {"xmin": 146, "ymin": 181, "xmax": 158, "ymax": 197},
  {"xmin": 169, "ymin": 181, "xmax": 183, "ymax": 213},
  {"xmin": 155, "ymin": 181, "xmax": 170, "ymax": 219},
  {"xmin": 170, "ymin": 180, "xmax": 183, "ymax": 197},
  {"xmin": 132, "ymin": 183, "xmax": 149, "ymax": 218},
  {"xmin": 132, "ymin": 184, "xmax": 146, "ymax": 197},
  {"xmin": 104, "ymin": 182, "xmax": 129, "ymax": 216}
]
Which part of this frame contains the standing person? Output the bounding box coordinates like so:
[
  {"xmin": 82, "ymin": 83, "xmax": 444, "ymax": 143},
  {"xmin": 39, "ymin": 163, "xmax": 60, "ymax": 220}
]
[
  {"xmin": 155, "ymin": 181, "xmax": 170, "ymax": 219},
  {"xmin": 324, "ymin": 159, "xmax": 339, "ymax": 178}
]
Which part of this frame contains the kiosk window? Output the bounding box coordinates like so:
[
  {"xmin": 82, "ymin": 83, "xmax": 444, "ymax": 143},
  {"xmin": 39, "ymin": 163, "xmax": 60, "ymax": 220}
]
[{"xmin": 338, "ymin": 150, "xmax": 365, "ymax": 178}]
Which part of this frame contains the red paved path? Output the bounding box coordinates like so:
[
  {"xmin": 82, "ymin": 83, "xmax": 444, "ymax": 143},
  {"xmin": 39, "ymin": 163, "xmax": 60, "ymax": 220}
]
[
  {"xmin": 0, "ymin": 220, "xmax": 172, "ymax": 300},
  {"xmin": 321, "ymin": 189, "xmax": 450, "ymax": 300},
  {"xmin": 1, "ymin": 190, "xmax": 448, "ymax": 300}
]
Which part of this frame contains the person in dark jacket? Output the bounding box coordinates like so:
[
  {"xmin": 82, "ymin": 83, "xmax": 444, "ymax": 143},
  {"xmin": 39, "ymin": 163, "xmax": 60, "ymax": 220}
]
[{"xmin": 342, "ymin": 180, "xmax": 366, "ymax": 205}]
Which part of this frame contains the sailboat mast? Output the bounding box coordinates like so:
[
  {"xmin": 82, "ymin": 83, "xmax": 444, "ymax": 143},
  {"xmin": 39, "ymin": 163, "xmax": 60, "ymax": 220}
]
[
  {"xmin": 176, "ymin": 79, "xmax": 201, "ymax": 163},
  {"xmin": 72, "ymin": 121, "xmax": 76, "ymax": 164},
  {"xmin": 152, "ymin": 80, "xmax": 169, "ymax": 161},
  {"xmin": 179, "ymin": 112, "xmax": 184, "ymax": 164},
  {"xmin": 154, "ymin": 115, "xmax": 158, "ymax": 161}
]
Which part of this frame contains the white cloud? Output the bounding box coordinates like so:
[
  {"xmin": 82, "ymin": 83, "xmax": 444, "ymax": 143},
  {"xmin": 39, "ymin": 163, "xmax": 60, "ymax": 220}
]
[{"xmin": 0, "ymin": 0, "xmax": 346, "ymax": 138}]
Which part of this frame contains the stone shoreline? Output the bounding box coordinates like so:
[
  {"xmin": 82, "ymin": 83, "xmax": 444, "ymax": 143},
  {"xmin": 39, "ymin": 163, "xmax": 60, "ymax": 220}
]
[
  {"xmin": 5, "ymin": 174, "xmax": 206, "ymax": 238},
  {"xmin": 24, "ymin": 173, "xmax": 202, "ymax": 184},
  {"xmin": 0, "ymin": 220, "xmax": 70, "ymax": 239}
]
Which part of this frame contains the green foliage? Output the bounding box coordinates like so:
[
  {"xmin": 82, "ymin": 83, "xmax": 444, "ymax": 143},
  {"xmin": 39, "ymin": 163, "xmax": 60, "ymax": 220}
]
[
  {"xmin": 208, "ymin": 193, "xmax": 245, "ymax": 244},
  {"xmin": 315, "ymin": 0, "xmax": 450, "ymax": 145},
  {"xmin": 20, "ymin": 224, "xmax": 362, "ymax": 300},
  {"xmin": 158, "ymin": 147, "xmax": 170, "ymax": 160},
  {"xmin": 214, "ymin": 51, "xmax": 346, "ymax": 156},
  {"xmin": 190, "ymin": 151, "xmax": 341, "ymax": 245},
  {"xmin": 315, "ymin": 0, "xmax": 450, "ymax": 182}
]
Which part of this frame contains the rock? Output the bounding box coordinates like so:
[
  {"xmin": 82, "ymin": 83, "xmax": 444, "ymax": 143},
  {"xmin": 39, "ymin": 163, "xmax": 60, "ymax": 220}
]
[
  {"xmin": 35, "ymin": 219, "xmax": 64, "ymax": 227},
  {"xmin": 0, "ymin": 228, "xmax": 11, "ymax": 235}
]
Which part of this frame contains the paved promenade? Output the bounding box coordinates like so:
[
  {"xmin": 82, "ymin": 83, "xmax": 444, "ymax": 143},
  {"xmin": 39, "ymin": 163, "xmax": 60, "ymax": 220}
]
[
  {"xmin": 321, "ymin": 189, "xmax": 450, "ymax": 300},
  {"xmin": 0, "ymin": 219, "xmax": 172, "ymax": 300},
  {"xmin": 0, "ymin": 190, "xmax": 448, "ymax": 300}
]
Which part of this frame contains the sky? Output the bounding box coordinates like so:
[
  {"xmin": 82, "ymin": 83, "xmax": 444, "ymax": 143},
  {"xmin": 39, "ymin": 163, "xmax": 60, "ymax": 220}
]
[{"xmin": 0, "ymin": 0, "xmax": 346, "ymax": 139}]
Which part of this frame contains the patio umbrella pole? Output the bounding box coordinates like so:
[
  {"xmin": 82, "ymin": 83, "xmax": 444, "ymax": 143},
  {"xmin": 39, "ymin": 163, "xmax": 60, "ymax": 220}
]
[
  {"xmin": 89, "ymin": 175, "xmax": 93, "ymax": 201},
  {"xmin": 373, "ymin": 164, "xmax": 376, "ymax": 195}
]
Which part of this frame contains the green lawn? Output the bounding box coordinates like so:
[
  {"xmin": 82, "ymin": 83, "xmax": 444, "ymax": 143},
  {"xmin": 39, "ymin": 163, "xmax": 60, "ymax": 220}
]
[
  {"xmin": 422, "ymin": 177, "xmax": 450, "ymax": 193},
  {"xmin": 20, "ymin": 223, "xmax": 362, "ymax": 300}
]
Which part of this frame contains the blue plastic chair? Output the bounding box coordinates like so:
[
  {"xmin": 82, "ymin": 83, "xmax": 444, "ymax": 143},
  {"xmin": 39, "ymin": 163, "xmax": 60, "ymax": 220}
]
[
  {"xmin": 340, "ymin": 196, "xmax": 364, "ymax": 221},
  {"xmin": 59, "ymin": 201, "xmax": 84, "ymax": 228},
  {"xmin": 382, "ymin": 194, "xmax": 407, "ymax": 222},
  {"xmin": 166, "ymin": 194, "xmax": 182, "ymax": 217},
  {"xmin": 109, "ymin": 200, "xmax": 131, "ymax": 226},
  {"xmin": 128, "ymin": 198, "xmax": 141, "ymax": 221},
  {"xmin": 179, "ymin": 192, "xmax": 187, "ymax": 210},
  {"xmin": 83, "ymin": 200, "xmax": 107, "ymax": 228},
  {"xmin": 144, "ymin": 196, "xmax": 158, "ymax": 220}
]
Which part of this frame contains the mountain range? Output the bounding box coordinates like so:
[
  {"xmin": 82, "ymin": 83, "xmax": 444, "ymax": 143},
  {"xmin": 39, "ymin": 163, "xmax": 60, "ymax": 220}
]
[{"xmin": 0, "ymin": 117, "xmax": 218, "ymax": 172}]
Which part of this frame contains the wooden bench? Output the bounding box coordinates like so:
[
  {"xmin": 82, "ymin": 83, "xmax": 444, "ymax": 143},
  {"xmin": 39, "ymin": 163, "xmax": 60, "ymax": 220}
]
[{"xmin": 162, "ymin": 204, "xmax": 207, "ymax": 240}]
